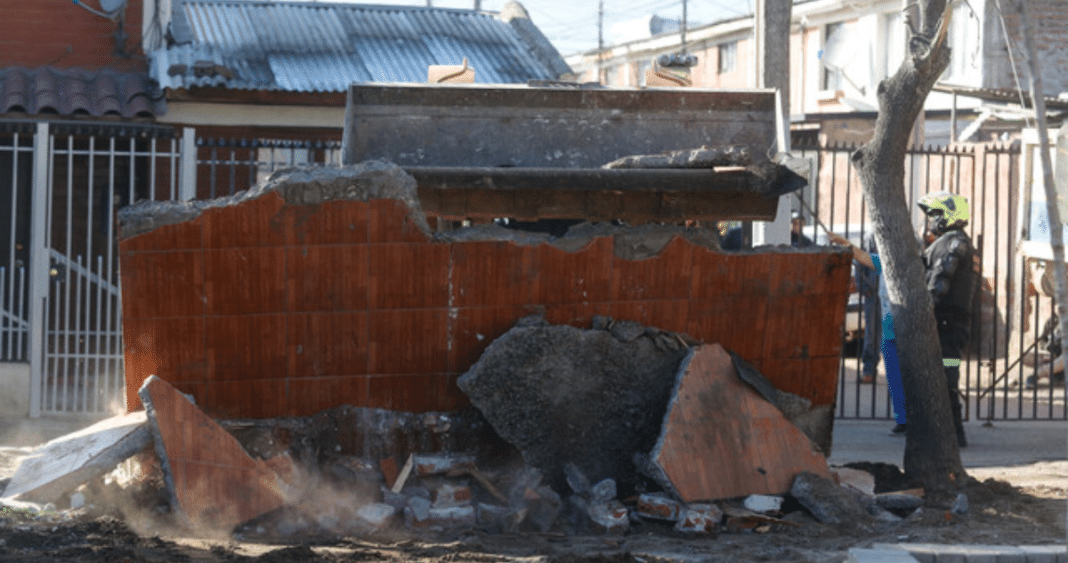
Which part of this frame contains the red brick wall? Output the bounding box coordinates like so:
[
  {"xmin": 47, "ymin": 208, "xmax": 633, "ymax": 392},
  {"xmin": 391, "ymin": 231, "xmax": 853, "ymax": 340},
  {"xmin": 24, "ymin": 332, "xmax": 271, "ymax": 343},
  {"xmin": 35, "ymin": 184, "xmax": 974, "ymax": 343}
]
[
  {"xmin": 119, "ymin": 192, "xmax": 852, "ymax": 419},
  {"xmin": 0, "ymin": 0, "xmax": 145, "ymax": 71}
]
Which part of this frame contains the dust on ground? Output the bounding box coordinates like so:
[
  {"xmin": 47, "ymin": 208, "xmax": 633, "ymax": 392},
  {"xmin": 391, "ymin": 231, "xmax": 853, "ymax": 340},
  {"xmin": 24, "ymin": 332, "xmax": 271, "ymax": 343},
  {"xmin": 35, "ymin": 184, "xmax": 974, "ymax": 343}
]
[{"xmin": 0, "ymin": 449, "xmax": 1063, "ymax": 563}]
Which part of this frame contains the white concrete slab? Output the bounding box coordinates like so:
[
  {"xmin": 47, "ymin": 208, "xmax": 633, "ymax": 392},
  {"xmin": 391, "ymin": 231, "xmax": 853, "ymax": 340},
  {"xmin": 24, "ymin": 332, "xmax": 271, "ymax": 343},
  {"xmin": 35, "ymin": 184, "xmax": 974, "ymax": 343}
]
[{"xmin": 1, "ymin": 411, "xmax": 150, "ymax": 503}]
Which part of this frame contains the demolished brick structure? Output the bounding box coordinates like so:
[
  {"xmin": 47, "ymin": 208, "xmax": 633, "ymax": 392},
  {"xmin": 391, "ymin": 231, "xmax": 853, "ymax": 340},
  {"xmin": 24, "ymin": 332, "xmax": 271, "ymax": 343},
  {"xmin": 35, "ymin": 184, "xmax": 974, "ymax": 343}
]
[{"xmin": 118, "ymin": 162, "xmax": 851, "ymax": 423}]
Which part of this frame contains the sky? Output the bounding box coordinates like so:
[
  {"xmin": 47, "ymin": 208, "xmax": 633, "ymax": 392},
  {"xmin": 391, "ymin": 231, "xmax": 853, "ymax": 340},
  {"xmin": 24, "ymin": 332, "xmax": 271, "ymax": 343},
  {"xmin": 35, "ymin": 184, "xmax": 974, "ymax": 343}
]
[{"xmin": 310, "ymin": 0, "xmax": 754, "ymax": 57}]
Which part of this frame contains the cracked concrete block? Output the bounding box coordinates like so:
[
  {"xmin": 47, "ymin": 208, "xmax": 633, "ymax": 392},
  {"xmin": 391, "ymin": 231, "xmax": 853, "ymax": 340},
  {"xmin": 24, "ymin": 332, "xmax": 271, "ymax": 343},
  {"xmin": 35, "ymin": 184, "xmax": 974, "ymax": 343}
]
[
  {"xmin": 590, "ymin": 478, "xmax": 616, "ymax": 502},
  {"xmin": 674, "ymin": 503, "xmax": 723, "ymax": 534},
  {"xmin": 636, "ymin": 493, "xmax": 681, "ymax": 521},
  {"xmin": 458, "ymin": 322, "xmax": 688, "ymax": 493},
  {"xmin": 2, "ymin": 412, "xmax": 150, "ymax": 504},
  {"xmin": 138, "ymin": 375, "xmax": 285, "ymax": 531},
  {"xmin": 743, "ymin": 494, "xmax": 784, "ymax": 514},
  {"xmin": 413, "ymin": 453, "xmax": 475, "ymax": 477},
  {"xmin": 354, "ymin": 502, "xmax": 398, "ymax": 533},
  {"xmin": 789, "ymin": 471, "xmax": 874, "ymax": 530},
  {"xmin": 648, "ymin": 344, "xmax": 831, "ymax": 502},
  {"xmin": 586, "ymin": 500, "xmax": 629, "ymax": 534}
]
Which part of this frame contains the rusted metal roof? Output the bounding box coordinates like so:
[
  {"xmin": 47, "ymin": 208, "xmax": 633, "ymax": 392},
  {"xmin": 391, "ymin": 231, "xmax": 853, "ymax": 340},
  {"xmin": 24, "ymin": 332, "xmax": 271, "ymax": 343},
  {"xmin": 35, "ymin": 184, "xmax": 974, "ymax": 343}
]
[
  {"xmin": 0, "ymin": 66, "xmax": 165, "ymax": 118},
  {"xmin": 151, "ymin": 0, "xmax": 569, "ymax": 92}
]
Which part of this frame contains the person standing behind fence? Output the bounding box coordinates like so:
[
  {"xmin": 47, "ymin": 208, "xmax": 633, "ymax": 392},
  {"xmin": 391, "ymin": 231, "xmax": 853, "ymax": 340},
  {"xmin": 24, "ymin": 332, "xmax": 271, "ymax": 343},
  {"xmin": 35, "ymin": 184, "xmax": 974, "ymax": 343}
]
[
  {"xmin": 828, "ymin": 232, "xmax": 908, "ymax": 434},
  {"xmin": 919, "ymin": 191, "xmax": 980, "ymax": 448},
  {"xmin": 857, "ymin": 232, "xmax": 882, "ymax": 384}
]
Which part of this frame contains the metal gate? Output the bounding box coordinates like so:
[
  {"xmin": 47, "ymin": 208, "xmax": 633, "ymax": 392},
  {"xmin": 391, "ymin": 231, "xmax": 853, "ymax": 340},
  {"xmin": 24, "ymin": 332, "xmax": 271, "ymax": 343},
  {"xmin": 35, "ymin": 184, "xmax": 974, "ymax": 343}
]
[
  {"xmin": 0, "ymin": 122, "xmax": 187, "ymax": 416},
  {"xmin": 794, "ymin": 140, "xmax": 1064, "ymax": 422}
]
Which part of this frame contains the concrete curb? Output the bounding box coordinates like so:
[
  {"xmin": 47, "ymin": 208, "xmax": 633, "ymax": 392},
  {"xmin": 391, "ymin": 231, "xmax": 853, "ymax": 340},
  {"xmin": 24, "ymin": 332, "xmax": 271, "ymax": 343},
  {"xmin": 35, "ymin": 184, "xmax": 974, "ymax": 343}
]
[{"xmin": 849, "ymin": 543, "xmax": 1067, "ymax": 563}]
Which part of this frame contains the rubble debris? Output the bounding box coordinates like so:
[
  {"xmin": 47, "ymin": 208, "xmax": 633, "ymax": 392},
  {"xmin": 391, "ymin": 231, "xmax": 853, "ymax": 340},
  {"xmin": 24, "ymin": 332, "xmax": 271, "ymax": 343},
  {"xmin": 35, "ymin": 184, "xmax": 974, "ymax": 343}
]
[
  {"xmin": 789, "ymin": 471, "xmax": 875, "ymax": 530},
  {"xmin": 646, "ymin": 344, "xmax": 831, "ymax": 502},
  {"xmin": 2, "ymin": 411, "xmax": 150, "ymax": 504},
  {"xmin": 585, "ymin": 500, "xmax": 629, "ymax": 534},
  {"xmin": 951, "ymin": 493, "xmax": 969, "ymax": 515},
  {"xmin": 636, "ymin": 493, "xmax": 681, "ymax": 521},
  {"xmin": 831, "ymin": 466, "xmax": 877, "ymax": 497},
  {"xmin": 875, "ymin": 492, "xmax": 924, "ymax": 512},
  {"xmin": 138, "ymin": 375, "xmax": 287, "ymax": 532},
  {"xmin": 722, "ymin": 505, "xmax": 798, "ymax": 533},
  {"xmin": 458, "ymin": 318, "xmax": 690, "ymax": 494},
  {"xmin": 743, "ymin": 494, "xmax": 784, "ymax": 515},
  {"xmin": 731, "ymin": 354, "xmax": 834, "ymax": 454},
  {"xmin": 674, "ymin": 503, "xmax": 723, "ymax": 534}
]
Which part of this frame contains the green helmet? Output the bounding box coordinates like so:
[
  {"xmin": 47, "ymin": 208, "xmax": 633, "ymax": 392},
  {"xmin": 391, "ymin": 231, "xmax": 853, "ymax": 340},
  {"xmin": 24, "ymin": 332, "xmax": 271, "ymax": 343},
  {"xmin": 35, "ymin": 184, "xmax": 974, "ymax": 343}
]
[{"xmin": 918, "ymin": 191, "xmax": 969, "ymax": 232}]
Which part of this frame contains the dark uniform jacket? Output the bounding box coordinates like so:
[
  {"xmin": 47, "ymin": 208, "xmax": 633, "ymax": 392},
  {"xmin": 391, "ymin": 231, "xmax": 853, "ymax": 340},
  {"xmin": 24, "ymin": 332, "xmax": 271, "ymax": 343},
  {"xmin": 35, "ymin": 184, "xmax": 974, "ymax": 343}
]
[{"xmin": 922, "ymin": 229, "xmax": 980, "ymax": 320}]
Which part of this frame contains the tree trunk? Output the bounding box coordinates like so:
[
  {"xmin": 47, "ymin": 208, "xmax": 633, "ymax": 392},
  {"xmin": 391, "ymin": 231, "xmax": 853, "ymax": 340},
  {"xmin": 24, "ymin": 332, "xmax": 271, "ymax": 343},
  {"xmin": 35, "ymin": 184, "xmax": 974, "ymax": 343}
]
[{"xmin": 848, "ymin": 0, "xmax": 966, "ymax": 499}]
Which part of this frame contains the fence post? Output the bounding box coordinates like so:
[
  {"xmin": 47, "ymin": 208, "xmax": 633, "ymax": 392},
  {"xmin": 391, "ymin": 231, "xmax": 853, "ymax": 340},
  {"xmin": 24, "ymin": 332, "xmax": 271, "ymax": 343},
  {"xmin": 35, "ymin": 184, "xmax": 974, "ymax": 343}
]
[
  {"xmin": 179, "ymin": 127, "xmax": 197, "ymax": 201},
  {"xmin": 28, "ymin": 122, "xmax": 49, "ymax": 418}
]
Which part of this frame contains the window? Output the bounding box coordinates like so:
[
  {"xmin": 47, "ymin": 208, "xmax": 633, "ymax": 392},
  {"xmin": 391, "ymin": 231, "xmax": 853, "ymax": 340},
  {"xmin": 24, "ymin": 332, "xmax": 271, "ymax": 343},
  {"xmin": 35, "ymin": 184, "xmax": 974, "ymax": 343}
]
[
  {"xmin": 822, "ymin": 22, "xmax": 844, "ymax": 90},
  {"xmin": 943, "ymin": 2, "xmax": 979, "ymax": 81},
  {"xmin": 882, "ymin": 11, "xmax": 905, "ymax": 78},
  {"xmin": 638, "ymin": 60, "xmax": 651, "ymax": 86},
  {"xmin": 718, "ymin": 41, "xmax": 737, "ymax": 74}
]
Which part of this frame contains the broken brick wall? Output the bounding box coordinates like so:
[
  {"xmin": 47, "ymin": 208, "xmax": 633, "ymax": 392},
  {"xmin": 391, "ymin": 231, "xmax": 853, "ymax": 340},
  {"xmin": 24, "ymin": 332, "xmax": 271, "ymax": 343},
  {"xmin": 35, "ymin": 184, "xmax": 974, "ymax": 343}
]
[{"xmin": 119, "ymin": 164, "xmax": 851, "ymax": 420}]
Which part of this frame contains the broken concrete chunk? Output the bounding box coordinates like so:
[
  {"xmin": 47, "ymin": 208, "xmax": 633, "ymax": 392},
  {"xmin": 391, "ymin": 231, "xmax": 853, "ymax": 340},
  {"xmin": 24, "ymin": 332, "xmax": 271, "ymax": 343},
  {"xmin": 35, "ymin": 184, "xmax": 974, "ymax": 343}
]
[
  {"xmin": 458, "ymin": 322, "xmax": 688, "ymax": 493},
  {"xmin": 674, "ymin": 503, "xmax": 723, "ymax": 534},
  {"xmin": 564, "ymin": 462, "xmax": 592, "ymax": 496},
  {"xmin": 636, "ymin": 493, "xmax": 681, "ymax": 521},
  {"xmin": 586, "ymin": 500, "xmax": 629, "ymax": 534},
  {"xmin": 354, "ymin": 502, "xmax": 398, "ymax": 533},
  {"xmin": 789, "ymin": 471, "xmax": 874, "ymax": 529},
  {"xmin": 404, "ymin": 496, "xmax": 432, "ymax": 527},
  {"xmin": 647, "ymin": 344, "xmax": 830, "ymax": 502},
  {"xmin": 832, "ymin": 466, "xmax": 876, "ymax": 497},
  {"xmin": 591, "ymin": 478, "xmax": 617, "ymax": 502},
  {"xmin": 524, "ymin": 485, "xmax": 562, "ymax": 533},
  {"xmin": 476, "ymin": 503, "xmax": 517, "ymax": 534},
  {"xmin": 2, "ymin": 411, "xmax": 150, "ymax": 504},
  {"xmin": 875, "ymin": 493, "xmax": 924, "ymax": 512},
  {"xmin": 743, "ymin": 494, "xmax": 784, "ymax": 515},
  {"xmin": 138, "ymin": 375, "xmax": 285, "ymax": 531}
]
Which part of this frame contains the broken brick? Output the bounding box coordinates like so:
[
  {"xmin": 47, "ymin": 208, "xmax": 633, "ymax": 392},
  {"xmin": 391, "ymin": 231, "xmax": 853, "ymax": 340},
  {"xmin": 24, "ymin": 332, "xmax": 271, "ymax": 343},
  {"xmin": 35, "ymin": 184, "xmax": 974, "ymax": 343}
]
[
  {"xmin": 674, "ymin": 503, "xmax": 723, "ymax": 534},
  {"xmin": 586, "ymin": 500, "xmax": 629, "ymax": 534},
  {"xmin": 743, "ymin": 494, "xmax": 783, "ymax": 515},
  {"xmin": 433, "ymin": 483, "xmax": 473, "ymax": 508},
  {"xmin": 636, "ymin": 493, "xmax": 681, "ymax": 521},
  {"xmin": 648, "ymin": 344, "xmax": 831, "ymax": 502},
  {"xmin": 413, "ymin": 453, "xmax": 475, "ymax": 477},
  {"xmin": 138, "ymin": 375, "xmax": 285, "ymax": 531}
]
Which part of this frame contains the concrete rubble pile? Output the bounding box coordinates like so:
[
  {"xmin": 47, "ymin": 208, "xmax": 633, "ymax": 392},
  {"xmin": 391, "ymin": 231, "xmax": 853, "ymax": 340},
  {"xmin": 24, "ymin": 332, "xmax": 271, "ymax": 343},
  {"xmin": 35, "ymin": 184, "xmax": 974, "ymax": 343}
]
[{"xmin": 0, "ymin": 316, "xmax": 930, "ymax": 542}]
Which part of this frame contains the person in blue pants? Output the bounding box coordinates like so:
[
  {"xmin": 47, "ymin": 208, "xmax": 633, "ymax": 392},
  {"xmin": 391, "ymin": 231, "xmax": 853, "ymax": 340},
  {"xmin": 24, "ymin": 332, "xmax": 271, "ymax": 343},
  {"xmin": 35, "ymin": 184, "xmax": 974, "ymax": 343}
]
[{"xmin": 828, "ymin": 233, "xmax": 907, "ymax": 434}]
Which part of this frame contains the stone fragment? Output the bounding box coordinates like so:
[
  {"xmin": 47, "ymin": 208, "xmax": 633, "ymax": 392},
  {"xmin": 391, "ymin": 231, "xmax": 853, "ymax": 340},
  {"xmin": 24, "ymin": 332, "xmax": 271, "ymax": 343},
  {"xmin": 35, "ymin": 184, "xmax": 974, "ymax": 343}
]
[
  {"xmin": 586, "ymin": 500, "xmax": 629, "ymax": 534},
  {"xmin": 789, "ymin": 471, "xmax": 874, "ymax": 530},
  {"xmin": 743, "ymin": 494, "xmax": 783, "ymax": 514},
  {"xmin": 591, "ymin": 478, "xmax": 617, "ymax": 502},
  {"xmin": 354, "ymin": 502, "xmax": 398, "ymax": 533},
  {"xmin": 524, "ymin": 485, "xmax": 562, "ymax": 533},
  {"xmin": 874, "ymin": 493, "xmax": 924, "ymax": 512},
  {"xmin": 636, "ymin": 493, "xmax": 681, "ymax": 521},
  {"xmin": 674, "ymin": 503, "xmax": 723, "ymax": 534},
  {"xmin": 2, "ymin": 412, "xmax": 150, "ymax": 503},
  {"xmin": 476, "ymin": 503, "xmax": 517, "ymax": 534}
]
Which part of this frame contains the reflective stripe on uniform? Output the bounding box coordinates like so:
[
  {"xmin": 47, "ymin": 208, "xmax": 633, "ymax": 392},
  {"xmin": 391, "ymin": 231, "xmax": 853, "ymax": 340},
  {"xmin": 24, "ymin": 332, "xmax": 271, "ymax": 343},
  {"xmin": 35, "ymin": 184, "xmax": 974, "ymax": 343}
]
[{"xmin": 943, "ymin": 358, "xmax": 961, "ymax": 367}]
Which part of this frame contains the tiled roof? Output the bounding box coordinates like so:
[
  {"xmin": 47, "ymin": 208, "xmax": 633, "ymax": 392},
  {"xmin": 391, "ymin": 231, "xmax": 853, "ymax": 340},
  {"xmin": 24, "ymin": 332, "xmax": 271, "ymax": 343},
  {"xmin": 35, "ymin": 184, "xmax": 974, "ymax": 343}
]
[
  {"xmin": 0, "ymin": 66, "xmax": 165, "ymax": 118},
  {"xmin": 151, "ymin": 0, "xmax": 571, "ymax": 92}
]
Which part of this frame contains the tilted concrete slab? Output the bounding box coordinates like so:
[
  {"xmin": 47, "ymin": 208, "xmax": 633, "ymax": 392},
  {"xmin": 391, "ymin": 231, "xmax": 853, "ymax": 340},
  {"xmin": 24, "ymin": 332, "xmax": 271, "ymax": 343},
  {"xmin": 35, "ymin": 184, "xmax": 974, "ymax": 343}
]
[
  {"xmin": 647, "ymin": 343, "xmax": 831, "ymax": 502},
  {"xmin": 2, "ymin": 411, "xmax": 150, "ymax": 503},
  {"xmin": 139, "ymin": 375, "xmax": 285, "ymax": 532}
]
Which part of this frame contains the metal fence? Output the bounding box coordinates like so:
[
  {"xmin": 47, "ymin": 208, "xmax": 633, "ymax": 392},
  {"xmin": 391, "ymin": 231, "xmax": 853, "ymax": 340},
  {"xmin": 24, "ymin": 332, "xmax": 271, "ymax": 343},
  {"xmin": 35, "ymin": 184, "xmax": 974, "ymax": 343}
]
[{"xmin": 794, "ymin": 140, "xmax": 1063, "ymax": 422}]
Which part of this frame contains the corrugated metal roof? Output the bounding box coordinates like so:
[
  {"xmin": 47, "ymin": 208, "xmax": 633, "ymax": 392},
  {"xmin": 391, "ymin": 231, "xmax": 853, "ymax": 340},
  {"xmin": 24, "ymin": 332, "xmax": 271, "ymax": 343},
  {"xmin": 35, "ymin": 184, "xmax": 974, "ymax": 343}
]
[
  {"xmin": 0, "ymin": 66, "xmax": 165, "ymax": 118},
  {"xmin": 151, "ymin": 0, "xmax": 565, "ymax": 92}
]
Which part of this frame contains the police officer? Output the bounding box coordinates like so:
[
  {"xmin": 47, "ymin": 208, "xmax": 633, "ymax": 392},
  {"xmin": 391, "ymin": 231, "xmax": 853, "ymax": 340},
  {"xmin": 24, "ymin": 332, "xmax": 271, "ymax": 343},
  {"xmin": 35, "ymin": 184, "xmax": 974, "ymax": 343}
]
[{"xmin": 919, "ymin": 191, "xmax": 980, "ymax": 448}]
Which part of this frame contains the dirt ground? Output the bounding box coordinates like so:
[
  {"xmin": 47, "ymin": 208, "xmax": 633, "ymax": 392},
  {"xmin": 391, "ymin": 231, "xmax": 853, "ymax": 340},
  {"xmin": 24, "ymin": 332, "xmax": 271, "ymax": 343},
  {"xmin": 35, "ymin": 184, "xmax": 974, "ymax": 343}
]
[{"xmin": 0, "ymin": 448, "xmax": 1064, "ymax": 563}]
